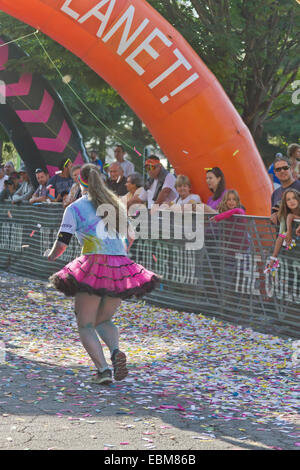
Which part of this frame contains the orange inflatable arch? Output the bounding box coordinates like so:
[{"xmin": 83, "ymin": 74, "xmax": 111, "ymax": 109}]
[{"xmin": 0, "ymin": 0, "xmax": 272, "ymax": 215}]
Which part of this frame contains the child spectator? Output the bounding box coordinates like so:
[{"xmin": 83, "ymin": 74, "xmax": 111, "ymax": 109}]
[
  {"xmin": 172, "ymin": 174, "xmax": 201, "ymax": 207},
  {"xmin": 210, "ymin": 190, "xmax": 249, "ymax": 268},
  {"xmin": 268, "ymin": 189, "xmax": 300, "ymax": 269},
  {"xmin": 211, "ymin": 189, "xmax": 245, "ymax": 221}
]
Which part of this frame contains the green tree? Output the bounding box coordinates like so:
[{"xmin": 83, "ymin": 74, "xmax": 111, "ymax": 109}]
[
  {"xmin": 1, "ymin": 2, "xmax": 300, "ymax": 166},
  {"xmin": 148, "ymin": 0, "xmax": 300, "ymax": 149},
  {"xmin": 0, "ymin": 12, "xmax": 157, "ymax": 169}
]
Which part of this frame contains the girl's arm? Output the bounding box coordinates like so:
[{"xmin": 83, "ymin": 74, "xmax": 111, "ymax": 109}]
[
  {"xmin": 211, "ymin": 208, "xmax": 245, "ymax": 222},
  {"xmin": 48, "ymin": 206, "xmax": 76, "ymax": 260},
  {"xmin": 269, "ymin": 236, "xmax": 284, "ymax": 267},
  {"xmin": 47, "ymin": 239, "xmax": 68, "ymax": 261},
  {"xmin": 285, "ymin": 213, "xmax": 298, "ymax": 245}
]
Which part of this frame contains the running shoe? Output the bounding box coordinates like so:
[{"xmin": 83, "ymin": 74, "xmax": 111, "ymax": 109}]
[
  {"xmin": 111, "ymin": 349, "xmax": 128, "ymax": 381},
  {"xmin": 91, "ymin": 368, "xmax": 112, "ymax": 385}
]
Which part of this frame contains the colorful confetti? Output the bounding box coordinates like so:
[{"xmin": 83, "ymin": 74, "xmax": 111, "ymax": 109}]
[
  {"xmin": 0, "ymin": 271, "xmax": 299, "ymax": 450},
  {"xmin": 134, "ymin": 146, "xmax": 142, "ymax": 156}
]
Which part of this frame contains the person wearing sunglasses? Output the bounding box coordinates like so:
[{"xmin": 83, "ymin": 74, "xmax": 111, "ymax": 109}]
[
  {"xmin": 127, "ymin": 155, "xmax": 177, "ymax": 210},
  {"xmin": 270, "ymin": 155, "xmax": 300, "ymax": 224}
]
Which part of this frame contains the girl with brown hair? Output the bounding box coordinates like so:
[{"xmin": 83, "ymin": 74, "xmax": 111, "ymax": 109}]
[{"xmin": 268, "ymin": 189, "xmax": 300, "ymax": 270}]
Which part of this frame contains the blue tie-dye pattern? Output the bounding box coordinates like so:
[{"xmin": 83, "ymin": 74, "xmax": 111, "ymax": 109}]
[{"xmin": 69, "ymin": 196, "xmax": 127, "ymax": 256}]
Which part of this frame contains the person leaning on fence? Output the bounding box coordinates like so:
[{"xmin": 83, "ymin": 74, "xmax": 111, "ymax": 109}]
[
  {"xmin": 127, "ymin": 155, "xmax": 177, "ymax": 210},
  {"xmin": 210, "ymin": 189, "xmax": 249, "ymax": 250},
  {"xmin": 168, "ymin": 174, "xmax": 201, "ymax": 211},
  {"xmin": 11, "ymin": 164, "xmax": 34, "ymax": 204},
  {"xmin": 210, "ymin": 189, "xmax": 246, "ymax": 222},
  {"xmin": 268, "ymin": 189, "xmax": 300, "ymax": 270},
  {"xmin": 270, "ymin": 155, "xmax": 300, "ymax": 225},
  {"xmin": 47, "ymin": 163, "xmax": 158, "ymax": 385},
  {"xmin": 29, "ymin": 168, "xmax": 49, "ymax": 204}
]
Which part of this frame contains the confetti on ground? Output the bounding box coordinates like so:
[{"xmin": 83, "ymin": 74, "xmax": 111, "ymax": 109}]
[{"xmin": 0, "ymin": 271, "xmax": 299, "ymax": 450}]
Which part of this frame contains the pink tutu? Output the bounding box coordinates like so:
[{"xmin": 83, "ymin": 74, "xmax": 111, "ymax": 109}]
[{"xmin": 49, "ymin": 254, "xmax": 159, "ymax": 299}]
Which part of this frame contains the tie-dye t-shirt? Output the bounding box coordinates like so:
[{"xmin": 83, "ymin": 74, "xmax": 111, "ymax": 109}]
[{"xmin": 58, "ymin": 195, "xmax": 127, "ymax": 256}]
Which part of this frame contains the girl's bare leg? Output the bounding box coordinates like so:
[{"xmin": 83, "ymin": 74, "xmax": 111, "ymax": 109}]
[{"xmin": 75, "ymin": 293, "xmax": 109, "ymax": 371}]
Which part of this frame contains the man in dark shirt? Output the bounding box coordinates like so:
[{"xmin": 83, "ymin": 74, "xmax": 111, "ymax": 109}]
[
  {"xmin": 106, "ymin": 162, "xmax": 127, "ymax": 196},
  {"xmin": 47, "ymin": 158, "xmax": 73, "ymax": 202},
  {"xmin": 270, "ymin": 155, "xmax": 300, "ymax": 224}
]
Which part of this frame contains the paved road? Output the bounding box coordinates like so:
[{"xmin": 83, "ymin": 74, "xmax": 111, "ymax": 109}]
[{"xmin": 0, "ymin": 271, "xmax": 299, "ymax": 451}]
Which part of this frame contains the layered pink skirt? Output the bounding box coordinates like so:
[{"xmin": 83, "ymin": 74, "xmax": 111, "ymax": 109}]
[{"xmin": 49, "ymin": 254, "xmax": 159, "ymax": 299}]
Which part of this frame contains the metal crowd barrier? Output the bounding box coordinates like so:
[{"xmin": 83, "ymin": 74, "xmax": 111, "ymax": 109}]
[{"xmin": 0, "ymin": 202, "xmax": 299, "ymax": 338}]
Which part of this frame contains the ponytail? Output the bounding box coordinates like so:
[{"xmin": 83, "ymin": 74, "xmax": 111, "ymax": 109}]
[{"xmin": 80, "ymin": 163, "xmax": 127, "ymax": 237}]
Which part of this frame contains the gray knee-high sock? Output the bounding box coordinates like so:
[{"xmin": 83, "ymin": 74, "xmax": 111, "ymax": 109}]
[
  {"xmin": 78, "ymin": 323, "xmax": 109, "ymax": 371},
  {"xmin": 95, "ymin": 320, "xmax": 119, "ymax": 355}
]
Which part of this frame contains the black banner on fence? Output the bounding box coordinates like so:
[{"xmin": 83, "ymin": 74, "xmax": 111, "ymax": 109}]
[{"xmin": 0, "ymin": 202, "xmax": 299, "ymax": 338}]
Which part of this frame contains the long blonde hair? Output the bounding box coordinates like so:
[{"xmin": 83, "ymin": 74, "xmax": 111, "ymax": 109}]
[
  {"xmin": 218, "ymin": 189, "xmax": 241, "ymax": 213},
  {"xmin": 80, "ymin": 163, "xmax": 127, "ymax": 236}
]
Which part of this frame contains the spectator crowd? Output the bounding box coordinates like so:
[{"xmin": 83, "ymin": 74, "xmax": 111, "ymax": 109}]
[{"xmin": 1, "ymin": 142, "xmax": 300, "ymax": 239}]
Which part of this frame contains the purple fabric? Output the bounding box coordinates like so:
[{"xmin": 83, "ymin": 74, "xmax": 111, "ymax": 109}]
[{"xmin": 206, "ymin": 190, "xmax": 226, "ymax": 210}]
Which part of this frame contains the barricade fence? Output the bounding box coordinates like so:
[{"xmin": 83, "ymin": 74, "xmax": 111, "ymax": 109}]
[{"xmin": 0, "ymin": 202, "xmax": 299, "ymax": 338}]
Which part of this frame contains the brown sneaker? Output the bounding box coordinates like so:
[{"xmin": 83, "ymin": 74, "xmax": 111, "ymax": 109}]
[{"xmin": 111, "ymin": 349, "xmax": 128, "ymax": 381}]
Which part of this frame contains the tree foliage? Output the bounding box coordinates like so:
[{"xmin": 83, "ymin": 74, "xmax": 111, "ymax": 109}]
[
  {"xmin": 0, "ymin": 12, "xmax": 157, "ymax": 169},
  {"xmin": 148, "ymin": 0, "xmax": 300, "ymax": 151},
  {"xmin": 0, "ymin": 1, "xmax": 300, "ymax": 164}
]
